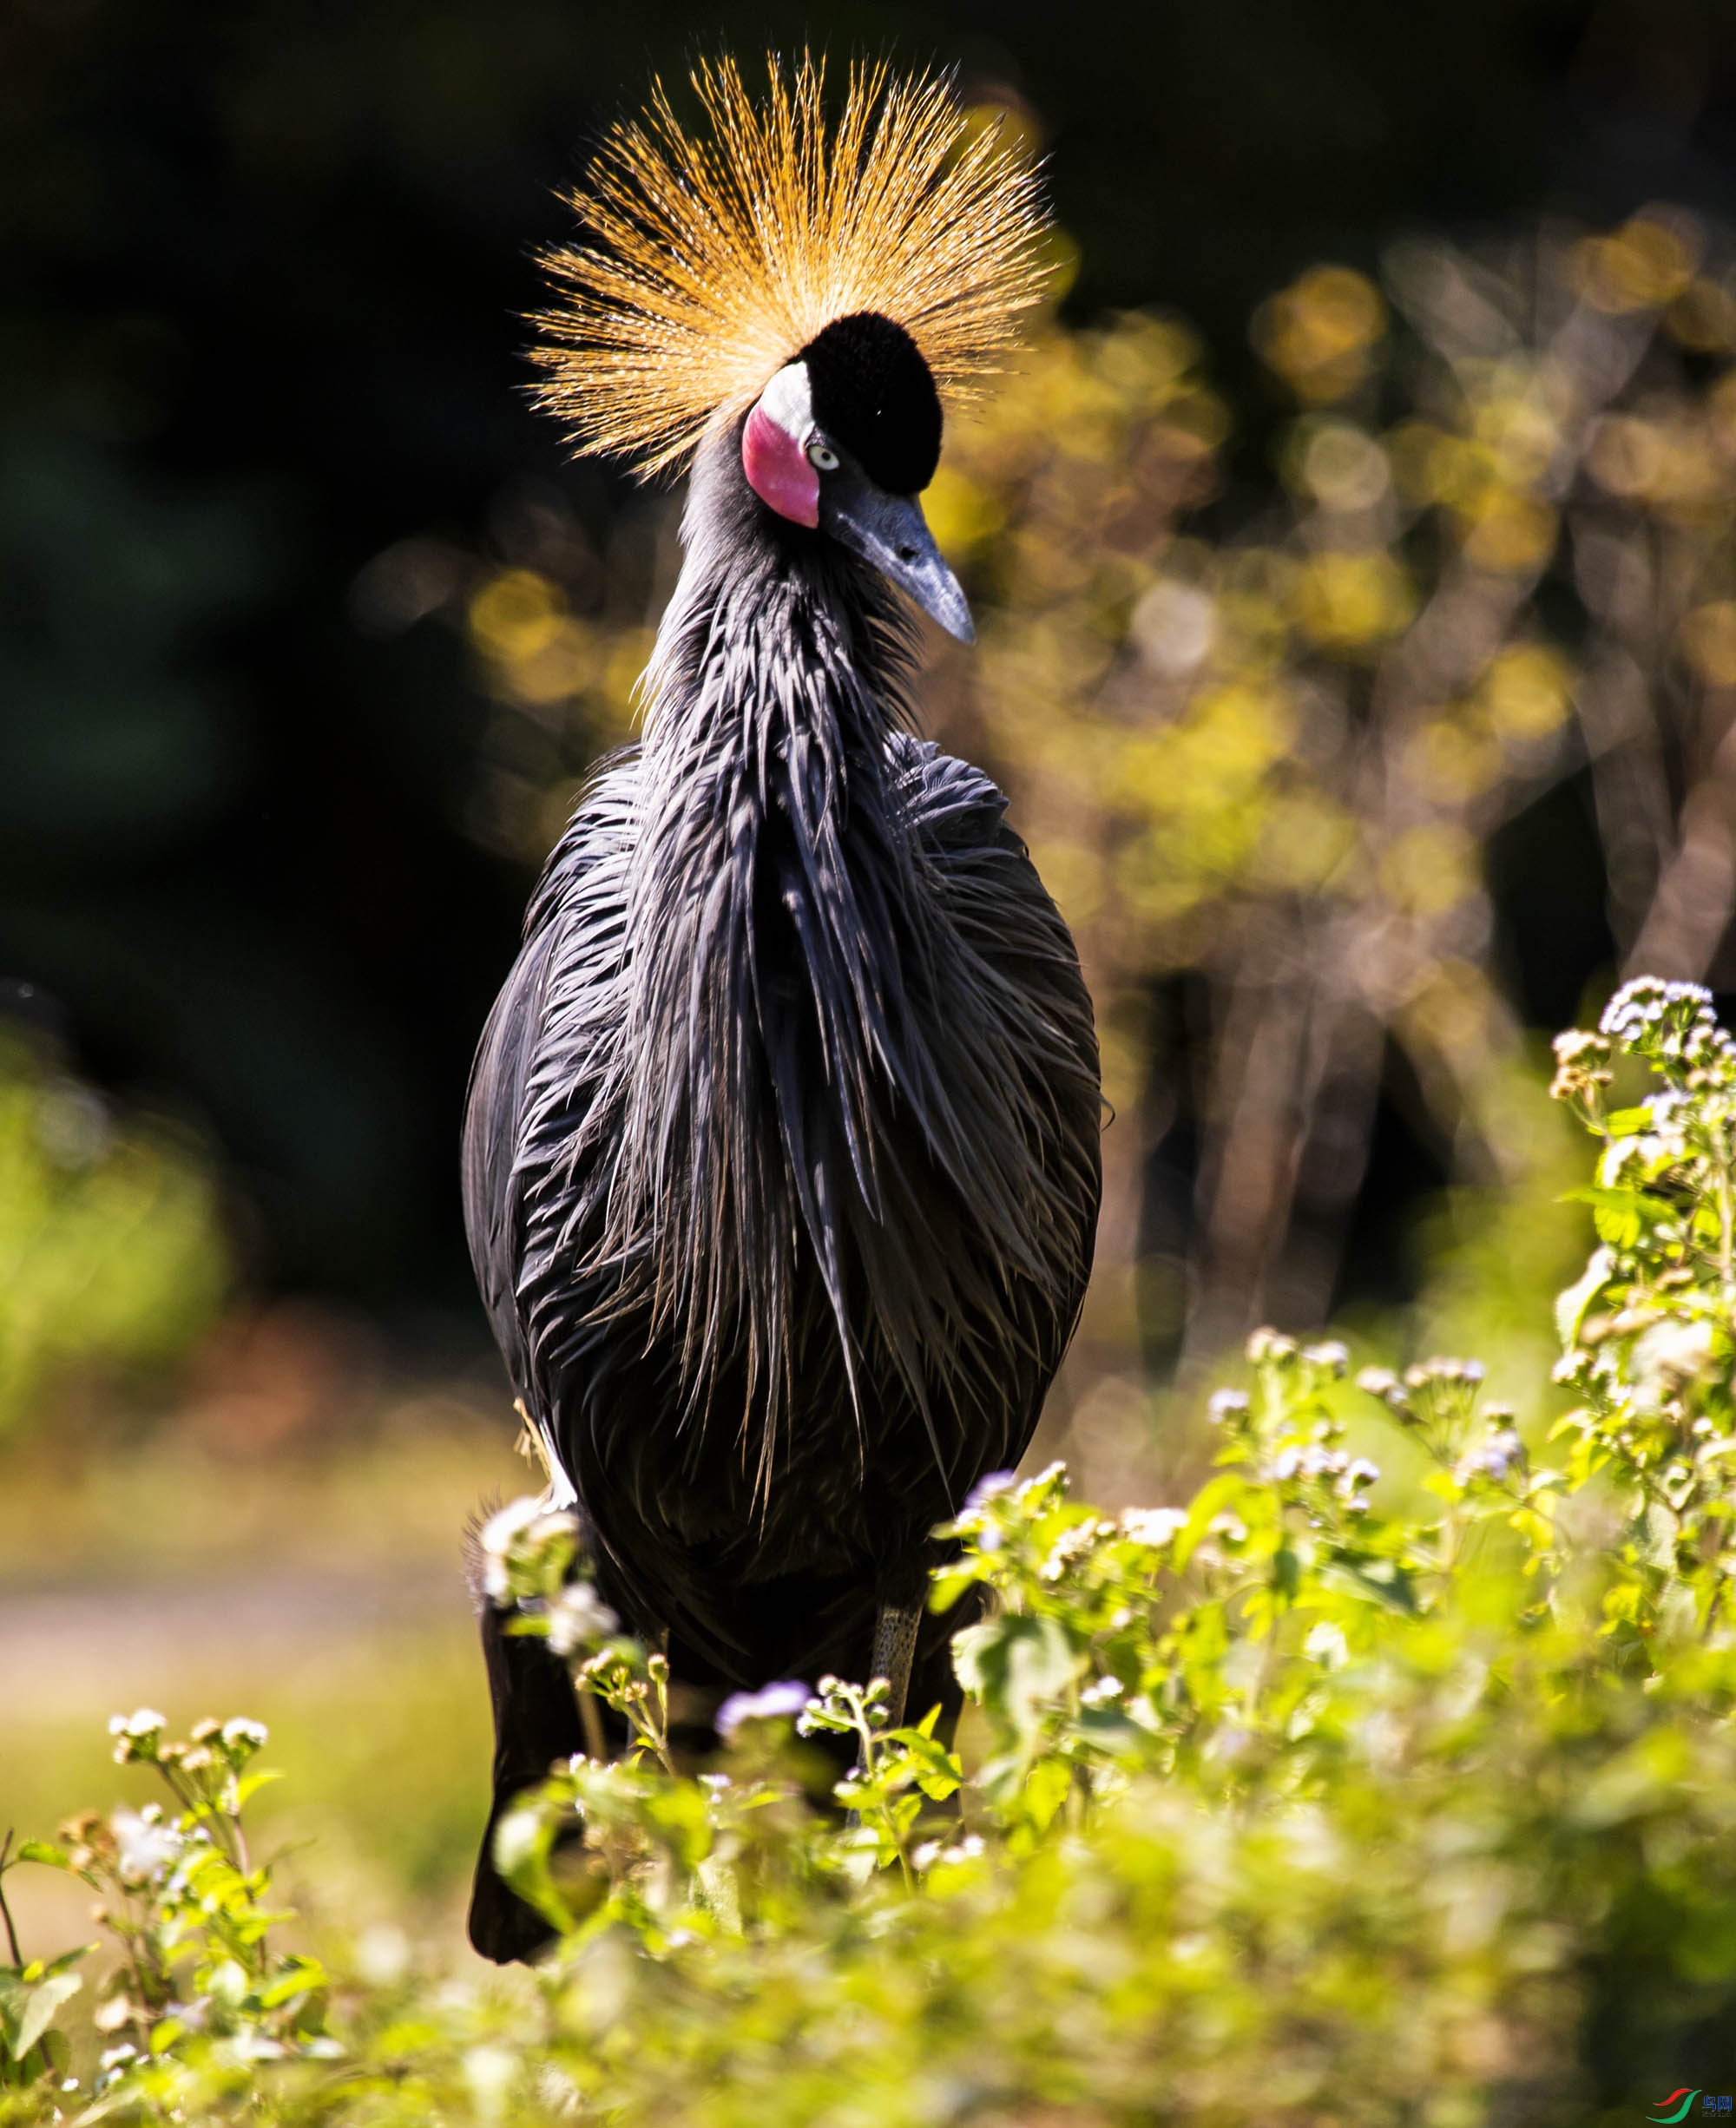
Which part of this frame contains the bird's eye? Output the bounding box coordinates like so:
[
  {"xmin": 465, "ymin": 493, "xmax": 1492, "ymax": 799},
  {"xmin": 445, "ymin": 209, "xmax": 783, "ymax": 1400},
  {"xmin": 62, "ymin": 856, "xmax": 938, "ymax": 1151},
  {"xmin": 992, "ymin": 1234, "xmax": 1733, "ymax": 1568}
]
[{"xmin": 806, "ymin": 440, "xmax": 840, "ymax": 472}]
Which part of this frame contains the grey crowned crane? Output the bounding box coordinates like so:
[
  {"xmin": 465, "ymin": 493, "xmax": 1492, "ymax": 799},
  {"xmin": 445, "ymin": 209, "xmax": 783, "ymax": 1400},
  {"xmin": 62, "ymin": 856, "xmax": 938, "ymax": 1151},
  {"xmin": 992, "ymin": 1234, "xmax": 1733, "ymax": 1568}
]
[{"xmin": 462, "ymin": 56, "xmax": 1101, "ymax": 1961}]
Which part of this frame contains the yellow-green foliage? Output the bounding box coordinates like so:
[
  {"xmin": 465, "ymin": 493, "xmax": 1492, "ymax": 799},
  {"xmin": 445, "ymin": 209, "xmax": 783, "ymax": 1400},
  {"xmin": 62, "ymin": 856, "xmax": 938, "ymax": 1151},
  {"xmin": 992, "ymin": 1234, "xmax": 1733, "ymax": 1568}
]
[
  {"xmin": 0, "ymin": 1043, "xmax": 227, "ymax": 1435},
  {"xmin": 462, "ymin": 207, "xmax": 1736, "ymax": 1361},
  {"xmin": 924, "ymin": 215, "xmax": 1736, "ymax": 1350},
  {"xmin": 9, "ymin": 978, "xmax": 1736, "ymax": 2123}
]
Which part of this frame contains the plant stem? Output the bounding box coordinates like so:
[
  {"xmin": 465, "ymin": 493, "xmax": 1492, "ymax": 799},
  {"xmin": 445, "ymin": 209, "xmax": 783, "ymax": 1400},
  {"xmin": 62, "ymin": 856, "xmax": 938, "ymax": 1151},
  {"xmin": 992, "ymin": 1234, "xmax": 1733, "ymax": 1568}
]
[
  {"xmin": 847, "ymin": 1694, "xmax": 914, "ymax": 1888},
  {"xmin": 578, "ymin": 1687, "xmax": 607, "ymax": 1762},
  {"xmin": 0, "ymin": 1831, "xmax": 23, "ymax": 1967}
]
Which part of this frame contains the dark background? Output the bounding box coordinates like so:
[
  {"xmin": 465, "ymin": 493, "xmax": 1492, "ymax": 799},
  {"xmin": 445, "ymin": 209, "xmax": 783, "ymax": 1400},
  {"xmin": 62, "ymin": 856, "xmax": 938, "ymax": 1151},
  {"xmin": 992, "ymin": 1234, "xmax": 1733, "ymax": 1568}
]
[{"xmin": 4, "ymin": 0, "xmax": 1733, "ymax": 1325}]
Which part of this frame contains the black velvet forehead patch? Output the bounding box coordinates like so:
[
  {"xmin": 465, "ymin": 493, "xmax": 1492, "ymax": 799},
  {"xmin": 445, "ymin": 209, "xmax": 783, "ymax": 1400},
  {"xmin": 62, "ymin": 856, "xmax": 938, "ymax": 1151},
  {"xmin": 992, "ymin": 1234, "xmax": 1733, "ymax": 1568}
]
[{"xmin": 799, "ymin": 312, "xmax": 943, "ymax": 495}]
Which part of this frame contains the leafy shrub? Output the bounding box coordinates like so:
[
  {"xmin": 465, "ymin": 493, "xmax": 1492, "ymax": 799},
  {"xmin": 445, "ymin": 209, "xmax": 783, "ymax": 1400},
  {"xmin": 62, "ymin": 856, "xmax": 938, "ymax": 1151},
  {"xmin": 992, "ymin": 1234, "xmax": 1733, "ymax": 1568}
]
[
  {"xmin": 0, "ymin": 1039, "xmax": 227, "ymax": 1437},
  {"xmin": 10, "ymin": 977, "xmax": 1736, "ymax": 2122},
  {"xmin": 461, "ymin": 207, "xmax": 1736, "ymax": 1369}
]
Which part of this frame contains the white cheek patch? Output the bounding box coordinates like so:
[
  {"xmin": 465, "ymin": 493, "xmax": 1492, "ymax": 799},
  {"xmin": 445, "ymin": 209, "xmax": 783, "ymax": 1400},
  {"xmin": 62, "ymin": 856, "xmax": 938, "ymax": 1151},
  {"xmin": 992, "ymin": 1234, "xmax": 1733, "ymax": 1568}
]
[{"xmin": 758, "ymin": 360, "xmax": 813, "ymax": 443}]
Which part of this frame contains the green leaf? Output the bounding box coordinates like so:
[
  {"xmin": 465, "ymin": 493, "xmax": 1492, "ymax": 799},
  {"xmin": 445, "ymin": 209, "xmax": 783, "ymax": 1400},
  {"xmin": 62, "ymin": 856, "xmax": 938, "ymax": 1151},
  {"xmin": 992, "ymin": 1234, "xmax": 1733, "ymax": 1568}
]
[
  {"xmin": 1021, "ymin": 1753, "xmax": 1074, "ymax": 1833},
  {"xmin": 1173, "ymin": 1473, "xmax": 1250, "ymax": 1569},
  {"xmin": 1556, "ymin": 1245, "xmax": 1614, "ymax": 1347},
  {"xmin": 953, "ymin": 1612, "xmax": 1078, "ymax": 1749},
  {"xmin": 9, "ymin": 1972, "xmax": 80, "ymax": 2063},
  {"xmin": 13, "ymin": 1842, "xmax": 69, "ymax": 1872},
  {"xmin": 1564, "ymin": 1186, "xmax": 1676, "ymax": 1251},
  {"xmin": 492, "ymin": 1801, "xmax": 576, "ymax": 1937},
  {"xmin": 257, "ymin": 1956, "xmax": 326, "ymax": 2009},
  {"xmin": 1317, "ymin": 1553, "xmax": 1422, "ymax": 1614},
  {"xmin": 887, "ymin": 1728, "xmax": 963, "ymax": 1801},
  {"xmin": 930, "ymin": 1562, "xmax": 990, "ymax": 1613}
]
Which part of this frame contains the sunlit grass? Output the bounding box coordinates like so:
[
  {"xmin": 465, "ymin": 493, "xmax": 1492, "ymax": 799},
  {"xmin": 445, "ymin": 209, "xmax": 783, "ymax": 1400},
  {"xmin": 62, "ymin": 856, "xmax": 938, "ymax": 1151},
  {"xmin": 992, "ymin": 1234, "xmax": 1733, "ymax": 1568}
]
[{"xmin": 0, "ymin": 1397, "xmax": 528, "ymax": 1968}]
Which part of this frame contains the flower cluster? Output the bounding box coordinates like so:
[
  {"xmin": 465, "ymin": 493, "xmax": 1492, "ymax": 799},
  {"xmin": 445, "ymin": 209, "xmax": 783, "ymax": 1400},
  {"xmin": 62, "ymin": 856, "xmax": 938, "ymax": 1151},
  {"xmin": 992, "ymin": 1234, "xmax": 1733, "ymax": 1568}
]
[
  {"xmin": 543, "ymin": 1580, "xmax": 620, "ymax": 1658},
  {"xmin": 16, "ymin": 969, "xmax": 1736, "ymax": 2125},
  {"xmin": 14, "ymin": 1713, "xmax": 331, "ymax": 2109},
  {"xmin": 1542, "ymin": 977, "xmax": 1736, "ymax": 1639},
  {"xmin": 475, "ymin": 1495, "xmax": 583, "ymax": 1606},
  {"xmin": 713, "ymin": 1681, "xmax": 811, "ymax": 1743},
  {"xmin": 1549, "ymin": 1026, "xmax": 1614, "ymax": 1107},
  {"xmin": 1600, "ymin": 975, "xmax": 1725, "ymax": 1052}
]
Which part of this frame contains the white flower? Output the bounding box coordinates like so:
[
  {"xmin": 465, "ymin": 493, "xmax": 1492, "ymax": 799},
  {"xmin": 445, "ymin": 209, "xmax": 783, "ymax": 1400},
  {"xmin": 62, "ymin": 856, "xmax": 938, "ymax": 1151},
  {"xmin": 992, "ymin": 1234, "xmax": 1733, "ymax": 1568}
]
[
  {"xmin": 108, "ymin": 1708, "xmax": 167, "ymax": 1761},
  {"xmin": 1600, "ymin": 976, "xmax": 1710, "ymax": 1041},
  {"xmin": 1459, "ymin": 1429, "xmax": 1525, "ymax": 1482},
  {"xmin": 463, "ymin": 2046, "xmax": 517, "ymax": 2123},
  {"xmin": 479, "ymin": 1496, "xmax": 547, "ymax": 1547},
  {"xmin": 478, "ymin": 1497, "xmax": 578, "ymax": 1605},
  {"xmin": 917, "ymin": 1833, "xmax": 985, "ymax": 1871},
  {"xmin": 1120, "ymin": 1507, "xmax": 1187, "ymax": 1547},
  {"xmin": 1304, "ymin": 1620, "xmax": 1349, "ymax": 1669},
  {"xmin": 108, "ymin": 1708, "xmax": 166, "ymax": 1740},
  {"xmin": 1207, "ymin": 1389, "xmax": 1251, "ymax": 1425},
  {"xmin": 1040, "ymin": 1525, "xmax": 1101, "ymax": 1580},
  {"xmin": 1630, "ymin": 1317, "xmax": 1716, "ymax": 1407},
  {"xmin": 111, "ymin": 1808, "xmax": 180, "ymax": 1882},
  {"xmin": 715, "ymin": 1680, "xmax": 812, "ymax": 1741},
  {"xmin": 221, "ymin": 1718, "xmax": 268, "ymax": 1756},
  {"xmin": 543, "ymin": 1581, "xmax": 619, "ymax": 1657}
]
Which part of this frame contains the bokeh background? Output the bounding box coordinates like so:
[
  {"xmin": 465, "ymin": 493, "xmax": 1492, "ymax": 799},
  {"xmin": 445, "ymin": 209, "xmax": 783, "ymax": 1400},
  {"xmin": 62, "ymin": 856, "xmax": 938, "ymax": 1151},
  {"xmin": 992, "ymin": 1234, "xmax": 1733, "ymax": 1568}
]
[{"xmin": 5, "ymin": 0, "xmax": 1736, "ymax": 1956}]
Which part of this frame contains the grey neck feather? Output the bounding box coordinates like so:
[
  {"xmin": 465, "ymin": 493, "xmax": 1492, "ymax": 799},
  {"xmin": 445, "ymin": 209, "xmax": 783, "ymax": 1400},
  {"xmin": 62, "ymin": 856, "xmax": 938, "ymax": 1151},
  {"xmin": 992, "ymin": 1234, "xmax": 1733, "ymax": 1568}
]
[{"xmin": 600, "ymin": 427, "xmax": 1051, "ymax": 1497}]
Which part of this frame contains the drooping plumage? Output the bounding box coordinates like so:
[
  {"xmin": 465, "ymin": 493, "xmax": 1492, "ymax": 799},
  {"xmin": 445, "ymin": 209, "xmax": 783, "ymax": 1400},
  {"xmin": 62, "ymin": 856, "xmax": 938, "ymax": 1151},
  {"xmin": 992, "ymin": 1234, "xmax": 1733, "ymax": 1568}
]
[{"xmin": 463, "ymin": 55, "xmax": 1101, "ymax": 1962}]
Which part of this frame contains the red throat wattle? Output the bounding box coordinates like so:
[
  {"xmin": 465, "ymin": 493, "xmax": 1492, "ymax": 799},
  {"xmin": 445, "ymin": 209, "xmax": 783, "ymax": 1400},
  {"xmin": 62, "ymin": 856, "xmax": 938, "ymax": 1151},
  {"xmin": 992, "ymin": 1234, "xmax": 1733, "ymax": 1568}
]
[{"xmin": 742, "ymin": 404, "xmax": 820, "ymax": 527}]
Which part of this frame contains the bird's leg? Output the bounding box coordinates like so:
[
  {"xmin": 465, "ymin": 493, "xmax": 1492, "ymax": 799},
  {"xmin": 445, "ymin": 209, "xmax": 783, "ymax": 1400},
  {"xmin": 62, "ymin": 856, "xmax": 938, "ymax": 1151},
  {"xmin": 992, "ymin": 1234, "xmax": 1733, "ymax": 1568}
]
[
  {"xmin": 868, "ymin": 1601, "xmax": 921, "ymax": 1735},
  {"xmin": 847, "ymin": 1602, "xmax": 922, "ymax": 1803}
]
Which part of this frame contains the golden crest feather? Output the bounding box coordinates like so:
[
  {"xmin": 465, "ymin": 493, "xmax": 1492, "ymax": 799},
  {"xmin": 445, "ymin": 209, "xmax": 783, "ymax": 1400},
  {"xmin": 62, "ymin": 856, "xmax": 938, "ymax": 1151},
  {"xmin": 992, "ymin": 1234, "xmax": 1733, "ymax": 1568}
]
[{"xmin": 530, "ymin": 55, "xmax": 1051, "ymax": 479}]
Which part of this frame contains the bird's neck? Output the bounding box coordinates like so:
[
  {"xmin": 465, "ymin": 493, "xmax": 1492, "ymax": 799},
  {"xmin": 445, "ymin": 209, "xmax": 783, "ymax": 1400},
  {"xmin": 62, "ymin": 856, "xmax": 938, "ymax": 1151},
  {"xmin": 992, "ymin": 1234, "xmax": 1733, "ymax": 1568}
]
[
  {"xmin": 637, "ymin": 426, "xmax": 918, "ymax": 810},
  {"xmin": 610, "ymin": 431, "xmax": 928, "ymax": 1439}
]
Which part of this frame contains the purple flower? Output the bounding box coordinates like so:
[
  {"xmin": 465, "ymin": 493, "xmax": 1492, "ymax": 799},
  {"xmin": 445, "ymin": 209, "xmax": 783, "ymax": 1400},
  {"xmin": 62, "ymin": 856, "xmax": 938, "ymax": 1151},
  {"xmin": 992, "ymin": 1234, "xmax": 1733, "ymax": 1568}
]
[
  {"xmin": 715, "ymin": 1680, "xmax": 812, "ymax": 1742},
  {"xmin": 963, "ymin": 1469, "xmax": 1017, "ymax": 1514}
]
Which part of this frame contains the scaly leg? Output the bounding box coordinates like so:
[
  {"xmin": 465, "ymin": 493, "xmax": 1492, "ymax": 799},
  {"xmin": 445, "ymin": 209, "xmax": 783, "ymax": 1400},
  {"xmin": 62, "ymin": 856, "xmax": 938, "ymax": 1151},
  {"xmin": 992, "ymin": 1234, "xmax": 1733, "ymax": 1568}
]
[
  {"xmin": 869, "ymin": 1600, "xmax": 921, "ymax": 1733},
  {"xmin": 846, "ymin": 1602, "xmax": 924, "ymax": 1806}
]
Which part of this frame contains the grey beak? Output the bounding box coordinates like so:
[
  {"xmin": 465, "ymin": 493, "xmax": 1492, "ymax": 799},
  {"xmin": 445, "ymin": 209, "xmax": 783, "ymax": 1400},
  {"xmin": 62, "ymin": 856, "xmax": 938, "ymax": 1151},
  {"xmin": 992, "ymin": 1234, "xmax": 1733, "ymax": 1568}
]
[{"xmin": 821, "ymin": 480, "xmax": 975, "ymax": 644}]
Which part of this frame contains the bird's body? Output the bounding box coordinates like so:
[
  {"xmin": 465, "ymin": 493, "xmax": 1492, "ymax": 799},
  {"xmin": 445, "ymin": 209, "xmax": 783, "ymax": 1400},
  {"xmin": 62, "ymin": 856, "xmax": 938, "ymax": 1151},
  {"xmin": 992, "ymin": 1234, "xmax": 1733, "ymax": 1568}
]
[
  {"xmin": 464, "ymin": 430, "xmax": 1100, "ymax": 1692},
  {"xmin": 459, "ymin": 55, "xmax": 1101, "ymax": 1961}
]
